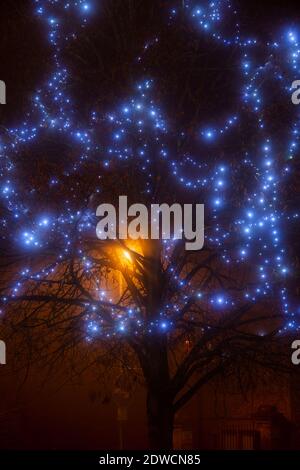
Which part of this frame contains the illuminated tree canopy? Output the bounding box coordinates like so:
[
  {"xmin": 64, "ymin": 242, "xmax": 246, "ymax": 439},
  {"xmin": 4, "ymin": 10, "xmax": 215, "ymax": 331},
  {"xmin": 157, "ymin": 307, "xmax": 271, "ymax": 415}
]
[{"xmin": 0, "ymin": 0, "xmax": 299, "ymax": 449}]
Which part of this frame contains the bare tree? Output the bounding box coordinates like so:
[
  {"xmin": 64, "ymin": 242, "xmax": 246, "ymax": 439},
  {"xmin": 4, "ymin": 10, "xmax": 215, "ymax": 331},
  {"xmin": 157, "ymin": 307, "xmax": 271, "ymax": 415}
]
[{"xmin": 0, "ymin": 165, "xmax": 289, "ymax": 448}]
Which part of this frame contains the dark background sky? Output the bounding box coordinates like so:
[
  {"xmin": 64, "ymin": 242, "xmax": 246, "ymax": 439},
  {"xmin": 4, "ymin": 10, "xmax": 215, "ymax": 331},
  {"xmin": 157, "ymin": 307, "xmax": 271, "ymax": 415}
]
[{"xmin": 1, "ymin": 0, "xmax": 300, "ymax": 126}]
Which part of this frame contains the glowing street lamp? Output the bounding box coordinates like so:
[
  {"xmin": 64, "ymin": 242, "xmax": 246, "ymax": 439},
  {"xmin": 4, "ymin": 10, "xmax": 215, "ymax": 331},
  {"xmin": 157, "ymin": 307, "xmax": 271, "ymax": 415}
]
[{"xmin": 122, "ymin": 250, "xmax": 132, "ymax": 263}]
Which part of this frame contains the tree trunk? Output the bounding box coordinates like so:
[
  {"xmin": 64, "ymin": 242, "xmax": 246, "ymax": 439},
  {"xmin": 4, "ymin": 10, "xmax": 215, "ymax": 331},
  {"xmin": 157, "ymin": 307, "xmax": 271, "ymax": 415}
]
[
  {"xmin": 140, "ymin": 336, "xmax": 174, "ymax": 449},
  {"xmin": 139, "ymin": 239, "xmax": 174, "ymax": 448},
  {"xmin": 147, "ymin": 389, "xmax": 174, "ymax": 449},
  {"xmin": 133, "ymin": 334, "xmax": 174, "ymax": 449}
]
